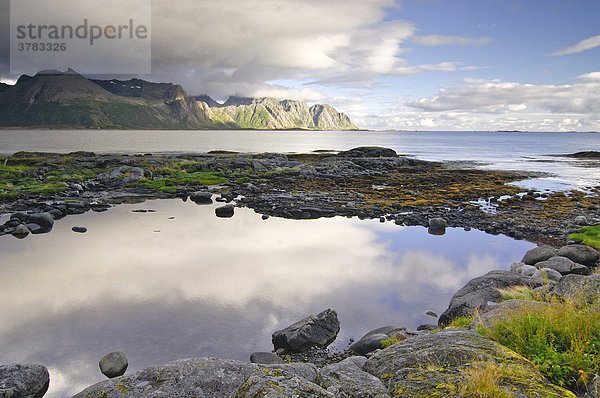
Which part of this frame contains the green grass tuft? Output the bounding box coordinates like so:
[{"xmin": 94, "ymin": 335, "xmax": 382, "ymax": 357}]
[{"xmin": 569, "ymin": 225, "xmax": 600, "ymax": 249}]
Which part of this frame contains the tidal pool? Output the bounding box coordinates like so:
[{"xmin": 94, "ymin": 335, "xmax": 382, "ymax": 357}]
[{"xmin": 0, "ymin": 198, "xmax": 535, "ymax": 397}]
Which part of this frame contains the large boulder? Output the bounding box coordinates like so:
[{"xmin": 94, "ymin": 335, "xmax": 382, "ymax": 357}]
[
  {"xmin": 469, "ymin": 299, "xmax": 553, "ymax": 330},
  {"xmin": 189, "ymin": 191, "xmax": 213, "ymax": 204},
  {"xmin": 557, "ymin": 244, "xmax": 600, "ymax": 267},
  {"xmin": 522, "ymin": 245, "xmax": 557, "ymax": 265},
  {"xmin": 349, "ymin": 326, "xmax": 408, "ymax": 356},
  {"xmin": 74, "ymin": 357, "xmax": 318, "ymax": 398},
  {"xmin": 28, "ymin": 212, "xmax": 54, "ymax": 233},
  {"xmin": 0, "ymin": 363, "xmax": 50, "ymax": 398},
  {"xmin": 438, "ymin": 270, "xmax": 547, "ymax": 327},
  {"xmin": 534, "ymin": 256, "xmax": 577, "ymax": 275},
  {"xmin": 552, "ymin": 274, "xmax": 600, "ymax": 304},
  {"xmin": 99, "ymin": 351, "xmax": 128, "ymax": 378},
  {"xmin": 363, "ymin": 328, "xmax": 573, "ymax": 397},
  {"xmin": 318, "ymin": 356, "xmax": 390, "ymax": 397},
  {"xmin": 272, "ymin": 309, "xmax": 340, "ymax": 354}
]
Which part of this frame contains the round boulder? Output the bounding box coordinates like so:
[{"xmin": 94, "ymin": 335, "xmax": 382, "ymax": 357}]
[
  {"xmin": 535, "ymin": 256, "xmax": 576, "ymax": 275},
  {"xmin": 0, "ymin": 363, "xmax": 50, "ymax": 398},
  {"xmin": 521, "ymin": 245, "xmax": 557, "ymax": 265},
  {"xmin": 215, "ymin": 205, "xmax": 235, "ymax": 218},
  {"xmin": 28, "ymin": 212, "xmax": 54, "ymax": 233},
  {"xmin": 99, "ymin": 351, "xmax": 128, "ymax": 378},
  {"xmin": 557, "ymin": 244, "xmax": 600, "ymax": 267}
]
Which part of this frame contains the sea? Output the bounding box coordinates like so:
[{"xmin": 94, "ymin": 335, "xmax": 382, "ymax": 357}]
[{"xmin": 0, "ymin": 130, "xmax": 598, "ymax": 397}]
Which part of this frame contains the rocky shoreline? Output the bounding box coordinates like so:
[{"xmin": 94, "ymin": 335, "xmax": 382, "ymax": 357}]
[
  {"xmin": 1, "ymin": 147, "xmax": 599, "ymax": 245},
  {"xmin": 1, "ymin": 147, "xmax": 599, "ymax": 397}
]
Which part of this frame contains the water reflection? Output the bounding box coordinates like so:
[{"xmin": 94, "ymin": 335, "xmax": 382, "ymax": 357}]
[{"xmin": 0, "ymin": 199, "xmax": 535, "ymax": 397}]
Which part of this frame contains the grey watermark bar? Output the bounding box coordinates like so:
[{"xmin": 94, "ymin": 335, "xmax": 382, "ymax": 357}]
[{"xmin": 10, "ymin": 0, "xmax": 151, "ymax": 75}]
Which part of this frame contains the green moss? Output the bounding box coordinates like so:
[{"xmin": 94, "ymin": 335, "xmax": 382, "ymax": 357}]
[{"xmin": 569, "ymin": 225, "xmax": 600, "ymax": 249}]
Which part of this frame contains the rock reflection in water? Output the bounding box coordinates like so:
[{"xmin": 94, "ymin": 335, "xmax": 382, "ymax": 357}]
[{"xmin": 0, "ymin": 199, "xmax": 535, "ymax": 397}]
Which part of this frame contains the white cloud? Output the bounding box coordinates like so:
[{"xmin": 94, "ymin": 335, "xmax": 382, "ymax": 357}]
[
  {"xmin": 549, "ymin": 35, "xmax": 600, "ymax": 56},
  {"xmin": 411, "ymin": 35, "xmax": 491, "ymax": 46}
]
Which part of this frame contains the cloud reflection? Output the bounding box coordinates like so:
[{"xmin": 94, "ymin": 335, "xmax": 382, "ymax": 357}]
[{"xmin": 0, "ymin": 199, "xmax": 534, "ymax": 397}]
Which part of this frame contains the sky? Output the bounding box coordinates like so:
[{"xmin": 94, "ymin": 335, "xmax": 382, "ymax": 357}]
[{"xmin": 0, "ymin": 0, "xmax": 599, "ymax": 131}]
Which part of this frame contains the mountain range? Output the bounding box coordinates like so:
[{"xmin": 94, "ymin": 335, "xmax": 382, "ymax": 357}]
[{"xmin": 0, "ymin": 69, "xmax": 358, "ymax": 130}]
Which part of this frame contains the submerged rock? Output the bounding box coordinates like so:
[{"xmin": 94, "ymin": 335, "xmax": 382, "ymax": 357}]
[
  {"xmin": 0, "ymin": 363, "xmax": 50, "ymax": 398},
  {"xmin": 272, "ymin": 309, "xmax": 340, "ymax": 354}
]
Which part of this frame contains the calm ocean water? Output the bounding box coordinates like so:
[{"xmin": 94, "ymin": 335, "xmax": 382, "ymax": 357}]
[{"xmin": 1, "ymin": 129, "xmax": 598, "ymax": 190}]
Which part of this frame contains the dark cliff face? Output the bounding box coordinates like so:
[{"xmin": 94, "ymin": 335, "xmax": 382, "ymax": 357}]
[{"xmin": 0, "ymin": 70, "xmax": 359, "ymax": 130}]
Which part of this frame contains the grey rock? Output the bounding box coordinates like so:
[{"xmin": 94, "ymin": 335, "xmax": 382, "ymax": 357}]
[
  {"xmin": 428, "ymin": 217, "xmax": 446, "ymax": 230},
  {"xmin": 0, "ymin": 363, "xmax": 49, "ymax": 398},
  {"xmin": 552, "ymin": 274, "xmax": 600, "ymax": 304},
  {"xmin": 532, "ymin": 267, "xmax": 562, "ymax": 282},
  {"xmin": 349, "ymin": 326, "xmax": 407, "ymax": 356},
  {"xmin": 337, "ymin": 147, "xmax": 397, "ymax": 158},
  {"xmin": 72, "ymin": 226, "xmax": 87, "ymax": 233},
  {"xmin": 189, "ymin": 191, "xmax": 213, "ymax": 204},
  {"xmin": 28, "ymin": 212, "xmax": 54, "ymax": 233},
  {"xmin": 249, "ymin": 352, "xmax": 284, "ymax": 364},
  {"xmin": 522, "ymin": 245, "xmax": 557, "ymax": 265},
  {"xmin": 99, "ymin": 351, "xmax": 128, "ymax": 378},
  {"xmin": 510, "ymin": 261, "xmax": 527, "ymax": 272},
  {"xmin": 535, "ymin": 256, "xmax": 576, "ymax": 275},
  {"xmin": 234, "ymin": 367, "xmax": 332, "ymax": 397},
  {"xmin": 425, "ymin": 310, "xmax": 438, "ymax": 318},
  {"xmin": 318, "ymin": 356, "xmax": 390, "ymax": 397},
  {"xmin": 12, "ymin": 224, "xmax": 30, "ymax": 239},
  {"xmin": 215, "ymin": 205, "xmax": 234, "ymax": 218},
  {"xmin": 557, "ymin": 244, "xmax": 600, "ymax": 267},
  {"xmin": 272, "ymin": 309, "xmax": 340, "ymax": 353},
  {"xmin": 363, "ymin": 328, "xmax": 571, "ymax": 397},
  {"xmin": 469, "ymin": 299, "xmax": 552, "ymax": 329},
  {"xmin": 574, "ymin": 215, "xmax": 588, "ymax": 225},
  {"xmin": 75, "ymin": 357, "xmax": 318, "ymax": 398},
  {"xmin": 514, "ymin": 263, "xmax": 538, "ymax": 276},
  {"xmin": 25, "ymin": 223, "xmax": 42, "ymax": 234},
  {"xmin": 571, "ymin": 263, "xmax": 591, "ymax": 275},
  {"xmin": 438, "ymin": 270, "xmax": 546, "ymax": 327}
]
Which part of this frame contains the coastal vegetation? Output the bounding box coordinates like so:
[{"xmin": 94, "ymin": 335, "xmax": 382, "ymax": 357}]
[{"xmin": 570, "ymin": 225, "xmax": 600, "ymax": 249}]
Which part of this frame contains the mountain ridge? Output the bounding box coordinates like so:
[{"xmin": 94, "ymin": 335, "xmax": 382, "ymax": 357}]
[{"xmin": 0, "ymin": 70, "xmax": 358, "ymax": 130}]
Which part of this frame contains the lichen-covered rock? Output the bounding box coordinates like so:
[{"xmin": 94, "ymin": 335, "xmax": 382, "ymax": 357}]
[
  {"xmin": 73, "ymin": 357, "xmax": 316, "ymax": 398},
  {"xmin": 469, "ymin": 299, "xmax": 552, "ymax": 330},
  {"xmin": 438, "ymin": 271, "xmax": 546, "ymax": 327},
  {"xmin": 272, "ymin": 309, "xmax": 340, "ymax": 353},
  {"xmin": 532, "ymin": 267, "xmax": 562, "ymax": 281},
  {"xmin": 363, "ymin": 328, "xmax": 574, "ymax": 397},
  {"xmin": 534, "ymin": 256, "xmax": 576, "ymax": 275},
  {"xmin": 234, "ymin": 367, "xmax": 332, "ymax": 397},
  {"xmin": 318, "ymin": 356, "xmax": 390, "ymax": 397},
  {"xmin": 349, "ymin": 326, "xmax": 408, "ymax": 356},
  {"xmin": 0, "ymin": 363, "xmax": 49, "ymax": 398},
  {"xmin": 249, "ymin": 352, "xmax": 284, "ymax": 364},
  {"xmin": 522, "ymin": 245, "xmax": 557, "ymax": 265},
  {"xmin": 557, "ymin": 244, "xmax": 600, "ymax": 267},
  {"xmin": 552, "ymin": 274, "xmax": 600, "ymax": 304}
]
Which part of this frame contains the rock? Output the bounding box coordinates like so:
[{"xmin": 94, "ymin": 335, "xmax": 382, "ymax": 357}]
[
  {"xmin": 532, "ymin": 267, "xmax": 562, "ymax": 282},
  {"xmin": 72, "ymin": 226, "xmax": 87, "ymax": 233},
  {"xmin": 12, "ymin": 224, "xmax": 30, "ymax": 239},
  {"xmin": 99, "ymin": 351, "xmax": 128, "ymax": 378},
  {"xmin": 535, "ymin": 256, "xmax": 576, "ymax": 275},
  {"xmin": 522, "ymin": 245, "xmax": 557, "ymax": 265},
  {"xmin": 318, "ymin": 356, "xmax": 390, "ymax": 397},
  {"xmin": 363, "ymin": 328, "xmax": 573, "ymax": 397},
  {"xmin": 469, "ymin": 299, "xmax": 552, "ymax": 329},
  {"xmin": 571, "ymin": 263, "xmax": 591, "ymax": 275},
  {"xmin": 552, "ymin": 274, "xmax": 600, "ymax": 304},
  {"xmin": 510, "ymin": 261, "xmax": 526, "ymax": 272},
  {"xmin": 513, "ymin": 263, "xmax": 538, "ymax": 276},
  {"xmin": 272, "ymin": 309, "xmax": 340, "ymax": 354},
  {"xmin": 425, "ymin": 310, "xmax": 438, "ymax": 318},
  {"xmin": 25, "ymin": 223, "xmax": 42, "ymax": 234},
  {"xmin": 557, "ymin": 244, "xmax": 600, "ymax": 267},
  {"xmin": 234, "ymin": 367, "xmax": 331, "ymax": 397},
  {"xmin": 215, "ymin": 205, "xmax": 235, "ymax": 218},
  {"xmin": 438, "ymin": 270, "xmax": 547, "ymax": 327},
  {"xmin": 574, "ymin": 215, "xmax": 588, "ymax": 225},
  {"xmin": 349, "ymin": 326, "xmax": 407, "ymax": 356},
  {"xmin": 74, "ymin": 357, "xmax": 318, "ymax": 398},
  {"xmin": 189, "ymin": 191, "xmax": 212, "ymax": 204},
  {"xmin": 428, "ymin": 217, "xmax": 446, "ymax": 230},
  {"xmin": 249, "ymin": 352, "xmax": 284, "ymax": 364},
  {"xmin": 0, "ymin": 363, "xmax": 50, "ymax": 398},
  {"xmin": 337, "ymin": 147, "xmax": 397, "ymax": 158},
  {"xmin": 261, "ymin": 214, "xmax": 269, "ymax": 220},
  {"xmin": 28, "ymin": 212, "xmax": 54, "ymax": 233}
]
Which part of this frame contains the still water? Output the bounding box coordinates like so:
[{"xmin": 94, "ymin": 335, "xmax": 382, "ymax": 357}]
[
  {"xmin": 0, "ymin": 129, "xmax": 599, "ymax": 190},
  {"xmin": 0, "ymin": 198, "xmax": 535, "ymax": 397}
]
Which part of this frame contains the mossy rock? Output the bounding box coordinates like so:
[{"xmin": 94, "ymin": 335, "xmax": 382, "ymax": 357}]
[{"xmin": 363, "ymin": 329, "xmax": 574, "ymax": 397}]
